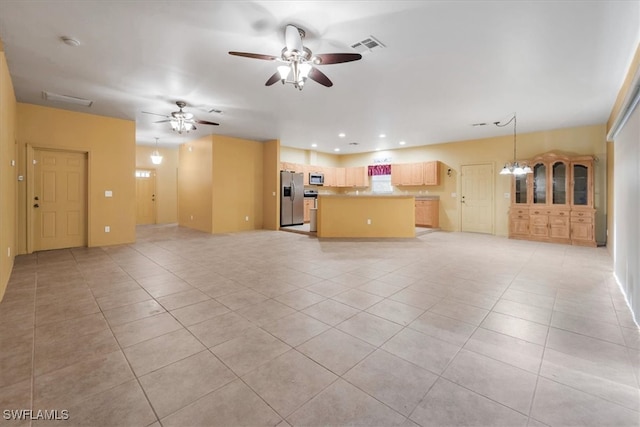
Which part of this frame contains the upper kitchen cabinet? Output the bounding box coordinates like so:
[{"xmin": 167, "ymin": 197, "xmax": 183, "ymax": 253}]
[
  {"xmin": 508, "ymin": 152, "xmax": 595, "ymax": 247},
  {"xmin": 423, "ymin": 161, "xmax": 441, "ymax": 185},
  {"xmin": 392, "ymin": 161, "xmax": 440, "ymax": 186}
]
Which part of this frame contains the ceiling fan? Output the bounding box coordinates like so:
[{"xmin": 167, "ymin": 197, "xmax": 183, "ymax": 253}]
[
  {"xmin": 229, "ymin": 24, "xmax": 362, "ymax": 90},
  {"xmin": 143, "ymin": 101, "xmax": 219, "ymax": 134}
]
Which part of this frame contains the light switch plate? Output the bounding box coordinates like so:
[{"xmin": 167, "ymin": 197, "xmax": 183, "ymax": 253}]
[
  {"xmin": 451, "ymin": 192, "xmax": 457, "ymax": 198},
  {"xmin": 504, "ymin": 192, "xmax": 510, "ymax": 199},
  {"xmin": 105, "ymin": 190, "xmax": 113, "ymax": 197}
]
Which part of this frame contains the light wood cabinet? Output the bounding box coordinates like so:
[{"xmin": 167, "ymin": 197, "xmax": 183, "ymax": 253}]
[
  {"xmin": 415, "ymin": 199, "xmax": 439, "ymax": 228},
  {"xmin": 423, "ymin": 161, "xmax": 440, "ymax": 185},
  {"xmin": 335, "ymin": 167, "xmax": 346, "ymax": 187},
  {"xmin": 322, "ymin": 166, "xmax": 336, "ymax": 187},
  {"xmin": 392, "ymin": 161, "xmax": 440, "ymax": 186},
  {"xmin": 508, "ymin": 152, "xmax": 595, "ymax": 246},
  {"xmin": 304, "ymin": 198, "xmax": 315, "ymax": 223},
  {"xmin": 345, "ymin": 166, "xmax": 368, "ymax": 187}
]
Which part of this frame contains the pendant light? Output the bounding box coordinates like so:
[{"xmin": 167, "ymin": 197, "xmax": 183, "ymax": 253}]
[
  {"xmin": 150, "ymin": 137, "xmax": 163, "ymax": 165},
  {"xmin": 496, "ymin": 113, "xmax": 531, "ymax": 175}
]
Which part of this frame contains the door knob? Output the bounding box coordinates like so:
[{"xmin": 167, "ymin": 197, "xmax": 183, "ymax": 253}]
[{"xmin": 33, "ymin": 203, "xmax": 39, "ymax": 208}]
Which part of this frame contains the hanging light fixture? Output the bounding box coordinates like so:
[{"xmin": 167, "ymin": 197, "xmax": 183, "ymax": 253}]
[
  {"xmin": 496, "ymin": 113, "xmax": 532, "ymax": 175},
  {"xmin": 150, "ymin": 137, "xmax": 163, "ymax": 165},
  {"xmin": 277, "ymin": 51, "xmax": 314, "ymax": 90}
]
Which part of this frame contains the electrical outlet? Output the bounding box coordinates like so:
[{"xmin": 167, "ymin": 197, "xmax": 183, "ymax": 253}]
[
  {"xmin": 7, "ymin": 247, "xmax": 10, "ymax": 257},
  {"xmin": 104, "ymin": 226, "xmax": 110, "ymax": 233},
  {"xmin": 367, "ymin": 219, "xmax": 372, "ymax": 225},
  {"xmin": 190, "ymin": 215, "xmax": 194, "ymax": 220},
  {"xmin": 245, "ymin": 216, "xmax": 249, "ymax": 221}
]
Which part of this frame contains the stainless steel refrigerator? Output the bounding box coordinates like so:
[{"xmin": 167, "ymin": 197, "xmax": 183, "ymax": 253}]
[{"xmin": 280, "ymin": 171, "xmax": 304, "ymax": 226}]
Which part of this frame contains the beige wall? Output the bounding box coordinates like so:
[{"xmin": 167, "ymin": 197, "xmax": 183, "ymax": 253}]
[
  {"xmin": 178, "ymin": 136, "xmax": 213, "ymax": 232},
  {"xmin": 281, "ymin": 124, "xmax": 607, "ymax": 240},
  {"xmin": 0, "ymin": 45, "xmax": 17, "ymax": 300},
  {"xmin": 211, "ymin": 135, "xmax": 264, "ymax": 233},
  {"xmin": 136, "ymin": 145, "xmax": 178, "ymax": 224},
  {"xmin": 178, "ymin": 134, "xmax": 271, "ymax": 234},
  {"xmin": 16, "ymin": 103, "xmax": 136, "ymax": 252},
  {"xmin": 262, "ymin": 140, "xmax": 280, "ymax": 230}
]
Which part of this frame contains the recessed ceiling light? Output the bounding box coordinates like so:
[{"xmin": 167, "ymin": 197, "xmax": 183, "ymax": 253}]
[
  {"xmin": 311, "ymin": 143, "xmax": 317, "ymax": 148},
  {"xmin": 379, "ymin": 134, "xmax": 386, "ymax": 138},
  {"xmin": 334, "ymin": 148, "xmax": 340, "ymax": 152},
  {"xmin": 338, "ymin": 133, "xmax": 346, "ymax": 138},
  {"xmin": 60, "ymin": 36, "xmax": 80, "ymax": 47},
  {"xmin": 399, "ymin": 141, "xmax": 406, "ymax": 145}
]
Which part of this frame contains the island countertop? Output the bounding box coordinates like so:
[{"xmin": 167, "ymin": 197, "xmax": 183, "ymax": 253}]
[{"xmin": 316, "ymin": 194, "xmax": 415, "ymax": 238}]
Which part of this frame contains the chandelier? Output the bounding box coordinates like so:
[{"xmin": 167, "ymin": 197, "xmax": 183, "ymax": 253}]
[
  {"xmin": 496, "ymin": 113, "xmax": 532, "ymax": 175},
  {"xmin": 150, "ymin": 137, "xmax": 163, "ymax": 165}
]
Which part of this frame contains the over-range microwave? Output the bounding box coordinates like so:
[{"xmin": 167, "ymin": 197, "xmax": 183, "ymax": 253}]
[{"xmin": 309, "ymin": 172, "xmax": 324, "ymax": 186}]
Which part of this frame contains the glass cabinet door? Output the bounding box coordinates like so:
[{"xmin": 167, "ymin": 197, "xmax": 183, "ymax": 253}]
[
  {"xmin": 514, "ymin": 174, "xmax": 527, "ymax": 203},
  {"xmin": 533, "ymin": 163, "xmax": 546, "ymax": 204},
  {"xmin": 552, "ymin": 161, "xmax": 567, "ymax": 204},
  {"xmin": 573, "ymin": 164, "xmax": 589, "ymax": 205}
]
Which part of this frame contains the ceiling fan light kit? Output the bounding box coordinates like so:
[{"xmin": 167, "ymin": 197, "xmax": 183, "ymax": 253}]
[
  {"xmin": 143, "ymin": 101, "xmax": 219, "ymax": 134},
  {"xmin": 229, "ymin": 24, "xmax": 362, "ymax": 91}
]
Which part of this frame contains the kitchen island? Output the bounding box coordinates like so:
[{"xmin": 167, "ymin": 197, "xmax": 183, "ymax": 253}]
[{"xmin": 316, "ymin": 195, "xmax": 415, "ymax": 238}]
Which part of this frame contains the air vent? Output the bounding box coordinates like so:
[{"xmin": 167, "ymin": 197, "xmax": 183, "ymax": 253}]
[
  {"xmin": 42, "ymin": 91, "xmax": 93, "ymax": 107},
  {"xmin": 351, "ymin": 36, "xmax": 385, "ymax": 54},
  {"xmin": 349, "ymin": 142, "xmax": 359, "ymax": 146}
]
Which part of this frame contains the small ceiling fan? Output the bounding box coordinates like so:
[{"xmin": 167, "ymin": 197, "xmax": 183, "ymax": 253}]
[
  {"xmin": 143, "ymin": 101, "xmax": 219, "ymax": 134},
  {"xmin": 229, "ymin": 24, "xmax": 362, "ymax": 90}
]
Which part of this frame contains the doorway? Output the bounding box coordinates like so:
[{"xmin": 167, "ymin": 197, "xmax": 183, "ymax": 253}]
[
  {"xmin": 460, "ymin": 163, "xmax": 494, "ymax": 234},
  {"xmin": 135, "ymin": 169, "xmax": 156, "ymax": 225},
  {"xmin": 31, "ymin": 148, "xmax": 88, "ymax": 251}
]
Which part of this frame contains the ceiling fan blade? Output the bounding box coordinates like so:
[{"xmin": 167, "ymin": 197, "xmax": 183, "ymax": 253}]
[
  {"xmin": 142, "ymin": 111, "xmax": 169, "ymax": 118},
  {"xmin": 308, "ymin": 67, "xmax": 333, "ymax": 87},
  {"xmin": 313, "ymin": 53, "xmax": 362, "ymax": 65},
  {"xmin": 265, "ymin": 71, "xmax": 281, "ymax": 86},
  {"xmin": 228, "ymin": 51, "xmax": 278, "ymax": 61},
  {"xmin": 285, "ymin": 24, "xmax": 303, "ymax": 52},
  {"xmin": 195, "ymin": 120, "xmax": 220, "ymax": 126},
  {"xmin": 154, "ymin": 119, "xmax": 172, "ymax": 123}
]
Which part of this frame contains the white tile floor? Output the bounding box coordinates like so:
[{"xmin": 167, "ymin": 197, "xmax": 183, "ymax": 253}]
[{"xmin": 0, "ymin": 224, "xmax": 638, "ymax": 426}]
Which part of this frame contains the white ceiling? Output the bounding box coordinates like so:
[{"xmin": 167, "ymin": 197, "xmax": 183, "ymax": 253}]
[{"xmin": 0, "ymin": 1, "xmax": 638, "ymax": 154}]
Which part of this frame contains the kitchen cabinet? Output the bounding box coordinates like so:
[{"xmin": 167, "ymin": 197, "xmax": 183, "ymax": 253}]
[
  {"xmin": 304, "ymin": 198, "xmax": 315, "ymax": 223},
  {"xmin": 347, "ymin": 166, "xmax": 368, "ymax": 187},
  {"xmin": 508, "ymin": 152, "xmax": 595, "ymax": 246},
  {"xmin": 423, "ymin": 161, "xmax": 440, "ymax": 185},
  {"xmin": 335, "ymin": 167, "xmax": 346, "ymax": 187},
  {"xmin": 415, "ymin": 199, "xmax": 439, "ymax": 228},
  {"xmin": 322, "ymin": 166, "xmax": 336, "ymax": 187},
  {"xmin": 391, "ymin": 163, "xmax": 416, "ymax": 185},
  {"xmin": 392, "ymin": 162, "xmax": 440, "ymax": 186}
]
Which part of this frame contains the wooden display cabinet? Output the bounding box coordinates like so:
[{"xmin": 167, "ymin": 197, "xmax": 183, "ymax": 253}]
[{"xmin": 508, "ymin": 152, "xmax": 595, "ymax": 246}]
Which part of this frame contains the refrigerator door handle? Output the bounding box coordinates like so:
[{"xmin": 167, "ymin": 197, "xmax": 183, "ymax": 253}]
[{"xmin": 291, "ymin": 181, "xmax": 295, "ymax": 201}]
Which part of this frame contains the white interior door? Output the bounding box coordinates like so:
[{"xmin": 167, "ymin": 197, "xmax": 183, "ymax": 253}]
[
  {"xmin": 461, "ymin": 163, "xmax": 494, "ymax": 234},
  {"xmin": 33, "ymin": 149, "xmax": 88, "ymax": 251}
]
